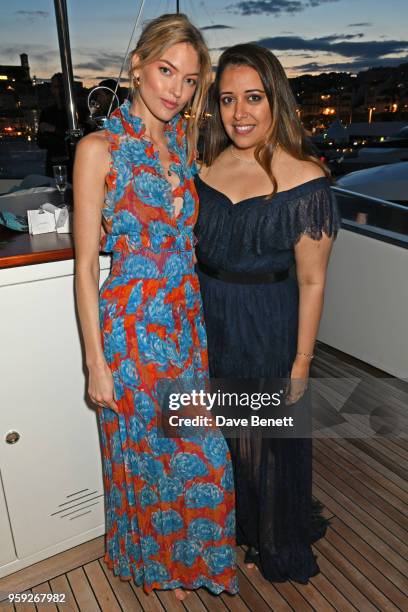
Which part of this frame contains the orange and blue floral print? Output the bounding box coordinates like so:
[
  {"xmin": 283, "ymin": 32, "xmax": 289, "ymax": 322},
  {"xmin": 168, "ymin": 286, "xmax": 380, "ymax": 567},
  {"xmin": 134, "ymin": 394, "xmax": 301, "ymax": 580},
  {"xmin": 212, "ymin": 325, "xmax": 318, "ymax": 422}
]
[{"xmin": 97, "ymin": 100, "xmax": 237, "ymax": 595}]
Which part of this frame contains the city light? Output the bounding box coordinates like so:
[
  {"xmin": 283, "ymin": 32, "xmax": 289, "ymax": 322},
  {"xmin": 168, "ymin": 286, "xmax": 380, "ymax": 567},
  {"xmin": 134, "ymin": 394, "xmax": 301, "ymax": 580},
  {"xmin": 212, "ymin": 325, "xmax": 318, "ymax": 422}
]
[{"xmin": 368, "ymin": 106, "xmax": 376, "ymax": 123}]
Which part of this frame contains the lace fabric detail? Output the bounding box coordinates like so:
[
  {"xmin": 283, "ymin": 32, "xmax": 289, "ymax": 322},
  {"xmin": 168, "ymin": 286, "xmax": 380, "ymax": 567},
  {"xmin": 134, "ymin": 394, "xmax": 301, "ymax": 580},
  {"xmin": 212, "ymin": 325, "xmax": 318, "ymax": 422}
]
[
  {"xmin": 281, "ymin": 184, "xmax": 341, "ymax": 246},
  {"xmin": 195, "ymin": 178, "xmax": 341, "ymax": 271}
]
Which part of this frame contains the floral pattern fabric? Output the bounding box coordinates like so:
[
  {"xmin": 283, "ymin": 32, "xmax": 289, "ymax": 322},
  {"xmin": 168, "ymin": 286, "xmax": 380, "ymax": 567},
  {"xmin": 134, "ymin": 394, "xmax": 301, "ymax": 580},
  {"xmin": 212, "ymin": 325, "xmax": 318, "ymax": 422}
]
[{"xmin": 97, "ymin": 100, "xmax": 237, "ymax": 595}]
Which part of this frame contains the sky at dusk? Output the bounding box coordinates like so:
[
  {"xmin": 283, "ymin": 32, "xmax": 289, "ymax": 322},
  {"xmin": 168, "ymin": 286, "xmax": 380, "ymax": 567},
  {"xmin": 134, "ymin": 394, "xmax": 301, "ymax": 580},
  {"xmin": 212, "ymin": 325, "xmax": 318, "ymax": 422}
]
[{"xmin": 1, "ymin": 0, "xmax": 408, "ymax": 86}]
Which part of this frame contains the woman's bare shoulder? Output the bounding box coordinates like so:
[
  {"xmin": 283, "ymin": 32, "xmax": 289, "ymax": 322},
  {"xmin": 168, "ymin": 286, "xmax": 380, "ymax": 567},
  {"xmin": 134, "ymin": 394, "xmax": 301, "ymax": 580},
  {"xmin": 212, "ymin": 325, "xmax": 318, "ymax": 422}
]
[
  {"xmin": 275, "ymin": 149, "xmax": 325, "ymax": 190},
  {"xmin": 74, "ymin": 131, "xmax": 111, "ymax": 180},
  {"xmin": 294, "ymin": 158, "xmax": 325, "ymax": 180},
  {"xmin": 76, "ymin": 130, "xmax": 110, "ymax": 158}
]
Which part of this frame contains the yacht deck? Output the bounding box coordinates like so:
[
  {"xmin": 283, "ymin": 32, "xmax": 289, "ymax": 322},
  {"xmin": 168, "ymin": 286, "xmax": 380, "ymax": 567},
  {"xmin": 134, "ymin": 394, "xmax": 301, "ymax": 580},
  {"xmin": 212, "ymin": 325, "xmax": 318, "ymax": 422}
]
[{"xmin": 1, "ymin": 344, "xmax": 407, "ymax": 611}]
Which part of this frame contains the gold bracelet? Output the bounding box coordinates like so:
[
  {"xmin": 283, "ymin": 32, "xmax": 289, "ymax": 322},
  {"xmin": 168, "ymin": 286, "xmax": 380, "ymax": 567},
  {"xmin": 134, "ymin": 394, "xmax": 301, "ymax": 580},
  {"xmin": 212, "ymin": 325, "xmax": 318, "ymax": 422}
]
[{"xmin": 296, "ymin": 351, "xmax": 314, "ymax": 360}]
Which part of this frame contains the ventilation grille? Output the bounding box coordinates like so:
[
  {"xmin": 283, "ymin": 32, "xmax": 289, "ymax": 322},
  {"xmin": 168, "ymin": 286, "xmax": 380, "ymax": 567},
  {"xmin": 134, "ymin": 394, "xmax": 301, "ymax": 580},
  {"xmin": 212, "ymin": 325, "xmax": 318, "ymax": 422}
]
[{"xmin": 51, "ymin": 488, "xmax": 104, "ymax": 521}]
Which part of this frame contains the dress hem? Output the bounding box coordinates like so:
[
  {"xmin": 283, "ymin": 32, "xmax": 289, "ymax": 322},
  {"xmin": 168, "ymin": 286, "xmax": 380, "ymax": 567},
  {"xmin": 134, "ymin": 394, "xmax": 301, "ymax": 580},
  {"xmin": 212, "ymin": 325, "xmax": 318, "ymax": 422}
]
[{"xmin": 102, "ymin": 551, "xmax": 239, "ymax": 596}]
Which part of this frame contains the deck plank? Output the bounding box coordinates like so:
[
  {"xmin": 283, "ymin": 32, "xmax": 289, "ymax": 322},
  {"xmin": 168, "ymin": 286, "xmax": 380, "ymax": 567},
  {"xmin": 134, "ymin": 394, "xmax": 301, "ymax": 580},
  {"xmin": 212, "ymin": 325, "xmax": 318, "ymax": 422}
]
[
  {"xmin": 98, "ymin": 558, "xmax": 142, "ymax": 611},
  {"xmin": 30, "ymin": 582, "xmax": 57, "ymax": 612},
  {"xmin": 312, "ymin": 482, "xmax": 408, "ymax": 576},
  {"xmin": 314, "ymin": 446, "xmax": 408, "ymax": 530},
  {"xmin": 13, "ymin": 591, "xmax": 36, "ymax": 611},
  {"xmin": 330, "ymin": 517, "xmax": 408, "ymax": 594},
  {"xmin": 313, "ymin": 466, "xmax": 408, "ymax": 562},
  {"xmin": 220, "ymin": 590, "xmax": 250, "ymax": 611},
  {"xmin": 174, "ymin": 590, "xmax": 208, "ymax": 612},
  {"xmin": 347, "ymin": 439, "xmax": 408, "ymax": 482},
  {"xmin": 48, "ymin": 575, "xmax": 79, "ymax": 612},
  {"xmin": 316, "ymin": 438, "xmax": 408, "ymax": 507},
  {"xmin": 272, "ymin": 581, "xmax": 313, "ymax": 611},
  {"xmin": 323, "ymin": 524, "xmax": 408, "ymax": 609},
  {"xmin": 233, "ymin": 567, "xmax": 274, "ymax": 612},
  {"xmin": 155, "ymin": 589, "xmax": 185, "ymax": 611},
  {"xmin": 307, "ymin": 571, "xmax": 357, "ymax": 612},
  {"xmin": 197, "ymin": 588, "xmax": 229, "ymax": 610},
  {"xmin": 291, "ymin": 579, "xmax": 336, "ymax": 612},
  {"xmin": 312, "ymin": 545, "xmax": 378, "ymax": 611},
  {"xmin": 128, "ymin": 582, "xmax": 164, "ymax": 612},
  {"xmin": 335, "ymin": 438, "xmax": 408, "ymax": 493},
  {"xmin": 83, "ymin": 559, "xmax": 122, "ymax": 612},
  {"xmin": 236, "ymin": 549, "xmax": 291, "ymax": 612},
  {"xmin": 66, "ymin": 567, "xmax": 100, "ymax": 612}
]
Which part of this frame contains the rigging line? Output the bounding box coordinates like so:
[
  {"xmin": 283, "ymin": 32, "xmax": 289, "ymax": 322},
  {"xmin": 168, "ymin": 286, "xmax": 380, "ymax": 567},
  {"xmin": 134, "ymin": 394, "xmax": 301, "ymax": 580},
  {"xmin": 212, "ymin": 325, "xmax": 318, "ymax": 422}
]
[
  {"xmin": 186, "ymin": 0, "xmax": 198, "ymax": 23},
  {"xmin": 201, "ymin": 0, "xmax": 216, "ymax": 26},
  {"xmin": 107, "ymin": 0, "xmax": 146, "ymax": 117},
  {"xmin": 200, "ymin": 0, "xmax": 222, "ymax": 55}
]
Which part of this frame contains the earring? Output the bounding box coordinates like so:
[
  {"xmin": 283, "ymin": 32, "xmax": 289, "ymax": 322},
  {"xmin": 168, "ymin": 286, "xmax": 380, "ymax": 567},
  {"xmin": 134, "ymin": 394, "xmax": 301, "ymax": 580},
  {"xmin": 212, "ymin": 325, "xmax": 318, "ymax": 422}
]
[
  {"xmin": 183, "ymin": 107, "xmax": 196, "ymax": 120},
  {"xmin": 134, "ymin": 75, "xmax": 140, "ymax": 87}
]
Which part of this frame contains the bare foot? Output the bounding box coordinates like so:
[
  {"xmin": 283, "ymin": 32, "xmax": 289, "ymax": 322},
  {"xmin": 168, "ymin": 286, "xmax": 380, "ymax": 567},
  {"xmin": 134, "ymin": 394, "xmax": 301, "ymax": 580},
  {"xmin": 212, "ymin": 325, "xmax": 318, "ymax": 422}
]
[{"xmin": 174, "ymin": 588, "xmax": 191, "ymax": 600}]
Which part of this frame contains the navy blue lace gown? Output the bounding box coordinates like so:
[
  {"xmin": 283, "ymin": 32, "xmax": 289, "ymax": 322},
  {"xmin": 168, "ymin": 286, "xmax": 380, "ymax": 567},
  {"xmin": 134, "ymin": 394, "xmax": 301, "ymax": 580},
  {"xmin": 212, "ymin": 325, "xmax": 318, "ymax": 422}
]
[{"xmin": 194, "ymin": 175, "xmax": 340, "ymax": 583}]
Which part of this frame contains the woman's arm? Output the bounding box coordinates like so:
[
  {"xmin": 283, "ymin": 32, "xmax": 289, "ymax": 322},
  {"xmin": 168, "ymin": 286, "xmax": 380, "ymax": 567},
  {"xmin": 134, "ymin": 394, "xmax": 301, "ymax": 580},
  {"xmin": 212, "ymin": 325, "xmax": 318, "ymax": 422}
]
[
  {"xmin": 73, "ymin": 134, "xmax": 118, "ymax": 411},
  {"xmin": 295, "ymin": 232, "xmax": 334, "ymax": 364},
  {"xmin": 287, "ymin": 232, "xmax": 334, "ymax": 403}
]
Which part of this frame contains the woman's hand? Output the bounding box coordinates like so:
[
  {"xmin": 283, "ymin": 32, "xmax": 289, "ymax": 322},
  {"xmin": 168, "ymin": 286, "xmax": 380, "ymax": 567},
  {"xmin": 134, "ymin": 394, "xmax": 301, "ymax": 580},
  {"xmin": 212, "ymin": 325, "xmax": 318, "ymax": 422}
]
[
  {"xmin": 285, "ymin": 356, "xmax": 311, "ymax": 406},
  {"xmin": 88, "ymin": 362, "xmax": 119, "ymax": 413}
]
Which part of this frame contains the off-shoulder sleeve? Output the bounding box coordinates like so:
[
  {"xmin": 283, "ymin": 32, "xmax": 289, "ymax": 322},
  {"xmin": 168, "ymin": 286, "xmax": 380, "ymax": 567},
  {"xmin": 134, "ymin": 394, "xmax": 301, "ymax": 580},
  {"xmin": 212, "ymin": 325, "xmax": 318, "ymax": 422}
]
[{"xmin": 284, "ymin": 184, "xmax": 341, "ymax": 246}]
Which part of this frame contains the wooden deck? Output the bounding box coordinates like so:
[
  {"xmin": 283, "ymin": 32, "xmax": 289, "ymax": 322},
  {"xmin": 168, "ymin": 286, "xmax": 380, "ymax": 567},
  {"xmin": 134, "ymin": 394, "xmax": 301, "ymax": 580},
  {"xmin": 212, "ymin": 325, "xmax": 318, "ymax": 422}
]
[{"xmin": 1, "ymin": 344, "xmax": 407, "ymax": 611}]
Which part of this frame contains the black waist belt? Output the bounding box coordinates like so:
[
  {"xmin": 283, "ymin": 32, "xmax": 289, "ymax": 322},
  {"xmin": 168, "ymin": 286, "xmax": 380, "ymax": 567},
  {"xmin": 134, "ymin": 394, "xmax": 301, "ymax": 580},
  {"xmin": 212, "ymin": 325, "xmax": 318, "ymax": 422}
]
[{"xmin": 197, "ymin": 261, "xmax": 289, "ymax": 284}]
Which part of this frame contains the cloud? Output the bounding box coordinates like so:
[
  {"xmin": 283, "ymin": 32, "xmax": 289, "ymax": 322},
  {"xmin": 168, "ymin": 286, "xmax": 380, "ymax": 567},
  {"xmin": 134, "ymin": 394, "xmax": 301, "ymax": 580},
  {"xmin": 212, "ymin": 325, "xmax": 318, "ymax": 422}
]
[
  {"xmin": 348, "ymin": 22, "xmax": 372, "ymax": 27},
  {"xmin": 288, "ymin": 52, "xmax": 317, "ymax": 58},
  {"xmin": 90, "ymin": 76, "xmax": 128, "ymax": 83},
  {"xmin": 252, "ymin": 34, "xmax": 408, "ymax": 61},
  {"xmin": 226, "ymin": 0, "xmax": 340, "ymax": 16},
  {"xmin": 200, "ymin": 24, "xmax": 234, "ymax": 30},
  {"xmin": 0, "ymin": 44, "xmax": 56, "ymax": 66},
  {"xmin": 74, "ymin": 51, "xmax": 124, "ymax": 72},
  {"xmin": 291, "ymin": 56, "xmax": 408, "ymax": 73},
  {"xmin": 290, "ymin": 61, "xmax": 322, "ymax": 72},
  {"xmin": 326, "ymin": 33, "xmax": 365, "ymax": 40},
  {"xmin": 14, "ymin": 10, "xmax": 49, "ymax": 20}
]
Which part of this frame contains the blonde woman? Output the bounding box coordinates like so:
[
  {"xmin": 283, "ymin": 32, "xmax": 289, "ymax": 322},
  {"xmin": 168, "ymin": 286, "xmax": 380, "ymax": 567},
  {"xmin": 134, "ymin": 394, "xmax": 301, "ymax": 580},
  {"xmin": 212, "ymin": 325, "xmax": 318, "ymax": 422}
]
[{"xmin": 74, "ymin": 14, "xmax": 237, "ymax": 600}]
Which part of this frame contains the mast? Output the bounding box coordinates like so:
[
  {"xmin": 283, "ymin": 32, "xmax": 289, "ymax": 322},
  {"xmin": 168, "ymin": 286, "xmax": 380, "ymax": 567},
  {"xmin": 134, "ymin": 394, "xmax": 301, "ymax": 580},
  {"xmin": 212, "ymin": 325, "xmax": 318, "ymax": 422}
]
[
  {"xmin": 53, "ymin": 0, "xmax": 81, "ymax": 138},
  {"xmin": 176, "ymin": 0, "xmax": 180, "ymax": 13}
]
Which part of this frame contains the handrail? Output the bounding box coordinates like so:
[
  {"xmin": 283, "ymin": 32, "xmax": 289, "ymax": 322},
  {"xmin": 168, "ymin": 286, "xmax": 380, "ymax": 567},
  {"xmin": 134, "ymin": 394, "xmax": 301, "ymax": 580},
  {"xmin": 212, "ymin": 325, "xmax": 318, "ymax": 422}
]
[{"xmin": 331, "ymin": 186, "xmax": 408, "ymax": 213}]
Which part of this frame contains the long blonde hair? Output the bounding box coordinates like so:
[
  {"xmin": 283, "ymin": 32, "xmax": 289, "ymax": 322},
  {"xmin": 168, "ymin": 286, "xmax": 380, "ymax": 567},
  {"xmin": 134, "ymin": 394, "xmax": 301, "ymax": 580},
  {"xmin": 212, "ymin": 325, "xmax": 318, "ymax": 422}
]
[
  {"xmin": 203, "ymin": 44, "xmax": 330, "ymax": 194},
  {"xmin": 129, "ymin": 13, "xmax": 211, "ymax": 162}
]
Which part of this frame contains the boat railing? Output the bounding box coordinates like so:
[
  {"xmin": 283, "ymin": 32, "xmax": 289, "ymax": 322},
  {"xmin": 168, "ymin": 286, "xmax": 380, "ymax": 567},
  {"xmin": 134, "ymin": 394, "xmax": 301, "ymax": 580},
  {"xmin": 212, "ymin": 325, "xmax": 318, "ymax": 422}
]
[{"xmin": 331, "ymin": 185, "xmax": 408, "ymax": 248}]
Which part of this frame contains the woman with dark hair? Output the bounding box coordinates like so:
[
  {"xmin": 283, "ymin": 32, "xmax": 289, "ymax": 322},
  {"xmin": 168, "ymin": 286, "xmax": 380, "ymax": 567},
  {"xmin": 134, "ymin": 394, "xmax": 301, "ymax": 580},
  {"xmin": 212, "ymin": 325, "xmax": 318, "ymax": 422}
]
[
  {"xmin": 74, "ymin": 13, "xmax": 237, "ymax": 600},
  {"xmin": 195, "ymin": 43, "xmax": 340, "ymax": 583}
]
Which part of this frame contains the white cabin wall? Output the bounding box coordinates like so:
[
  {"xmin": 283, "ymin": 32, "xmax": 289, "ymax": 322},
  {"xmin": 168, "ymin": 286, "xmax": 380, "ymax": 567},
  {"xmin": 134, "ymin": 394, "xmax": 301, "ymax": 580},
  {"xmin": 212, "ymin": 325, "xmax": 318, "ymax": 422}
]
[{"xmin": 318, "ymin": 229, "xmax": 408, "ymax": 378}]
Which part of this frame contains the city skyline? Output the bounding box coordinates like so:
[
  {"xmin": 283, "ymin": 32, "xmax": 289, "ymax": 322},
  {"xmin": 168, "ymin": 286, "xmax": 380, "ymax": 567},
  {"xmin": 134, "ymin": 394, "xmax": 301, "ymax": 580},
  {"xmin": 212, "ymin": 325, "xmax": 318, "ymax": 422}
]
[{"xmin": 1, "ymin": 0, "xmax": 408, "ymax": 86}]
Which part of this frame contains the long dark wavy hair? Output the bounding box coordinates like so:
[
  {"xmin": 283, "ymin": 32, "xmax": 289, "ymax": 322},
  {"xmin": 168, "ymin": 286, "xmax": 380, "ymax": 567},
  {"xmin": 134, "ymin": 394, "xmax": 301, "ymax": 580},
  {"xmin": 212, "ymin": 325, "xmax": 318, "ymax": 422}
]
[{"xmin": 202, "ymin": 43, "xmax": 330, "ymax": 195}]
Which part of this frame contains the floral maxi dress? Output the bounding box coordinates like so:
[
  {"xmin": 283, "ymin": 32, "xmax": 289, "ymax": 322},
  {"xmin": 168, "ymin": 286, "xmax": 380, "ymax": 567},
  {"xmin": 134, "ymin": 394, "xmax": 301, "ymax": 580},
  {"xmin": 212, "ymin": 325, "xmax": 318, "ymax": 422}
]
[{"xmin": 96, "ymin": 100, "xmax": 237, "ymax": 594}]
